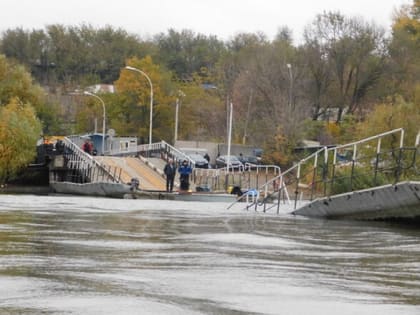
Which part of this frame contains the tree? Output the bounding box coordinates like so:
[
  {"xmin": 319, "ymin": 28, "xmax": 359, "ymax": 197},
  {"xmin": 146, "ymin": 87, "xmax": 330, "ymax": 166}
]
[
  {"xmin": 356, "ymin": 97, "xmax": 419, "ymax": 146},
  {"xmin": 303, "ymin": 12, "xmax": 387, "ymax": 122},
  {"xmin": 228, "ymin": 33, "xmax": 307, "ymax": 165},
  {"xmin": 387, "ymin": 0, "xmax": 420, "ymax": 103},
  {"xmin": 176, "ymin": 80, "xmax": 225, "ymax": 142},
  {"xmin": 300, "ymin": 39, "xmax": 332, "ymax": 120},
  {"xmin": 155, "ymin": 29, "xmax": 226, "ymax": 81},
  {"xmin": 1, "ymin": 24, "xmax": 153, "ymax": 87},
  {"xmin": 114, "ymin": 56, "xmax": 177, "ymax": 142},
  {"xmin": 0, "ymin": 98, "xmax": 42, "ymax": 183}
]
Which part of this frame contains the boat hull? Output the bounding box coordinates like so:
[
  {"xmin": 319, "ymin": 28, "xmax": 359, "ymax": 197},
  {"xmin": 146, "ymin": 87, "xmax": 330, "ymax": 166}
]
[{"xmin": 50, "ymin": 181, "xmax": 132, "ymax": 198}]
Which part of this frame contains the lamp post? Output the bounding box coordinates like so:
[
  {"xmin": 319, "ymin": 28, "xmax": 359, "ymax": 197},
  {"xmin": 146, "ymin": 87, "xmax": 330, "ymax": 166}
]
[
  {"xmin": 286, "ymin": 63, "xmax": 293, "ymax": 112},
  {"xmin": 84, "ymin": 91, "xmax": 106, "ymax": 155},
  {"xmin": 174, "ymin": 98, "xmax": 179, "ymax": 143},
  {"xmin": 227, "ymin": 102, "xmax": 233, "ymax": 172},
  {"xmin": 124, "ymin": 66, "xmax": 154, "ymax": 147},
  {"xmin": 174, "ymin": 90, "xmax": 185, "ymax": 144}
]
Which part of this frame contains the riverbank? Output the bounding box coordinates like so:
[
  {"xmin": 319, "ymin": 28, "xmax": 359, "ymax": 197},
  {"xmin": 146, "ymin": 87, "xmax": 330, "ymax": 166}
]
[{"xmin": 0, "ymin": 184, "xmax": 51, "ymax": 195}]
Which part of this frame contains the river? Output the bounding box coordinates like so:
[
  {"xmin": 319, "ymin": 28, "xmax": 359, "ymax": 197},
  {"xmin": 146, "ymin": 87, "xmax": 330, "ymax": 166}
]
[{"xmin": 0, "ymin": 194, "xmax": 419, "ymax": 315}]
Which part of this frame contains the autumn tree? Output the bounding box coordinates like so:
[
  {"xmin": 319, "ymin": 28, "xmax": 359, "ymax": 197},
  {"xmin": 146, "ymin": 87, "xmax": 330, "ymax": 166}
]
[
  {"xmin": 113, "ymin": 56, "xmax": 177, "ymax": 142},
  {"xmin": 225, "ymin": 33, "xmax": 308, "ymax": 165},
  {"xmin": 0, "ymin": 98, "xmax": 42, "ymax": 183},
  {"xmin": 303, "ymin": 12, "xmax": 387, "ymax": 123},
  {"xmin": 356, "ymin": 97, "xmax": 419, "ymax": 146},
  {"xmin": 175, "ymin": 79, "xmax": 225, "ymax": 142},
  {"xmin": 387, "ymin": 0, "xmax": 420, "ymax": 103}
]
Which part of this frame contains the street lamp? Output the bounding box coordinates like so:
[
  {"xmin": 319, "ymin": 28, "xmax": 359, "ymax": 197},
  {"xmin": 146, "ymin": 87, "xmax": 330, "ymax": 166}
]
[
  {"xmin": 175, "ymin": 98, "xmax": 180, "ymax": 143},
  {"xmin": 124, "ymin": 66, "xmax": 154, "ymax": 147},
  {"xmin": 84, "ymin": 91, "xmax": 106, "ymax": 155},
  {"xmin": 174, "ymin": 90, "xmax": 185, "ymax": 144},
  {"xmin": 286, "ymin": 63, "xmax": 293, "ymax": 111}
]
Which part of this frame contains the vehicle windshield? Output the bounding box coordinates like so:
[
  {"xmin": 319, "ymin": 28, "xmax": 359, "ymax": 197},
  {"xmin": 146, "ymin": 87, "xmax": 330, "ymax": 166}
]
[{"xmin": 222, "ymin": 155, "xmax": 240, "ymax": 162}]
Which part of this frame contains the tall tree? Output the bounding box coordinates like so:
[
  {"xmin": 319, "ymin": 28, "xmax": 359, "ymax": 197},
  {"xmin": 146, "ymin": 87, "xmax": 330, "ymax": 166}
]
[
  {"xmin": 0, "ymin": 98, "xmax": 42, "ymax": 183},
  {"xmin": 155, "ymin": 29, "xmax": 225, "ymax": 81},
  {"xmin": 303, "ymin": 12, "xmax": 387, "ymax": 122},
  {"xmin": 387, "ymin": 0, "xmax": 420, "ymax": 102},
  {"xmin": 1, "ymin": 24, "xmax": 152, "ymax": 88},
  {"xmin": 113, "ymin": 56, "xmax": 176, "ymax": 142}
]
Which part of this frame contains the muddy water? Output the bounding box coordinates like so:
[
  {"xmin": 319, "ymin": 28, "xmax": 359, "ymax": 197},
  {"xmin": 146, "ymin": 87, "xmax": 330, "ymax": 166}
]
[{"xmin": 0, "ymin": 194, "xmax": 419, "ymax": 314}]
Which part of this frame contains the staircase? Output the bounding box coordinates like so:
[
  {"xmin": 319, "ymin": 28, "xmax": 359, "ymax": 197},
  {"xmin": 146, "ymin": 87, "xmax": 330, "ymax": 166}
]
[{"xmin": 49, "ymin": 137, "xmax": 122, "ymax": 184}]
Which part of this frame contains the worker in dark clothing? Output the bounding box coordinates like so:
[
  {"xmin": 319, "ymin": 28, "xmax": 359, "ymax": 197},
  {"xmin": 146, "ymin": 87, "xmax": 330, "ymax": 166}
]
[{"xmin": 163, "ymin": 159, "xmax": 177, "ymax": 192}]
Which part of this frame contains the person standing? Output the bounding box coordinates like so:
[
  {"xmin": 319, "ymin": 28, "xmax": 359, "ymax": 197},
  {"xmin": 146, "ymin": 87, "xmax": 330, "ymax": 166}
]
[
  {"xmin": 204, "ymin": 153, "xmax": 210, "ymax": 163},
  {"xmin": 178, "ymin": 160, "xmax": 192, "ymax": 191},
  {"xmin": 82, "ymin": 139, "xmax": 92, "ymax": 155},
  {"xmin": 163, "ymin": 159, "xmax": 177, "ymax": 192}
]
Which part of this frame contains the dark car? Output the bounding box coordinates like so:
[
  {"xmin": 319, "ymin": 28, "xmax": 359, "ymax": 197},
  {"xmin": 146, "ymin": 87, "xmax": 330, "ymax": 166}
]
[
  {"xmin": 239, "ymin": 155, "xmax": 260, "ymax": 167},
  {"xmin": 215, "ymin": 155, "xmax": 243, "ymax": 169},
  {"xmin": 188, "ymin": 153, "xmax": 209, "ymax": 169}
]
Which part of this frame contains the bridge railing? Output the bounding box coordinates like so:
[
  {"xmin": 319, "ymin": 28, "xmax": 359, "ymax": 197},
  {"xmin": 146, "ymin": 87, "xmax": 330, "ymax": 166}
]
[
  {"xmin": 160, "ymin": 141, "xmax": 196, "ymax": 168},
  {"xmin": 61, "ymin": 137, "xmax": 122, "ymax": 183},
  {"xmin": 194, "ymin": 164, "xmax": 283, "ymax": 194},
  {"xmin": 233, "ymin": 128, "xmax": 419, "ymax": 213}
]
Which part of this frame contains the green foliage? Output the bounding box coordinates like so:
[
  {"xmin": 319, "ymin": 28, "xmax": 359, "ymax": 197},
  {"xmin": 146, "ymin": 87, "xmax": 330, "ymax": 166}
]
[
  {"xmin": 331, "ymin": 166, "xmax": 389, "ymax": 195},
  {"xmin": 0, "ymin": 1, "xmax": 417, "ymax": 159},
  {"xmin": 0, "ymin": 99, "xmax": 42, "ymax": 183},
  {"xmin": 387, "ymin": 0, "xmax": 420, "ymax": 102},
  {"xmin": 0, "ymin": 55, "xmax": 44, "ymax": 106},
  {"xmin": 0, "ymin": 24, "xmax": 151, "ymax": 86},
  {"xmin": 303, "ymin": 11, "xmax": 387, "ymax": 122},
  {"xmin": 176, "ymin": 82, "xmax": 225, "ymax": 142},
  {"xmin": 113, "ymin": 56, "xmax": 177, "ymax": 142},
  {"xmin": 356, "ymin": 97, "xmax": 420, "ymax": 147},
  {"xmin": 0, "ymin": 54, "xmax": 63, "ymax": 135},
  {"xmin": 155, "ymin": 29, "xmax": 226, "ymax": 81}
]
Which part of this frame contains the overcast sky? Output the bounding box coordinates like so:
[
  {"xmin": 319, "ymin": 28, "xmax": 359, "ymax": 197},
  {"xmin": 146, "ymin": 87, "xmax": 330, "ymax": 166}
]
[{"xmin": 1, "ymin": 0, "xmax": 410, "ymax": 43}]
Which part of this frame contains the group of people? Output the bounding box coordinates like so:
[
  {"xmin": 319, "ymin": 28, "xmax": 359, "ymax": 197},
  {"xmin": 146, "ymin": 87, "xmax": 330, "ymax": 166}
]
[{"xmin": 163, "ymin": 159, "xmax": 192, "ymax": 192}]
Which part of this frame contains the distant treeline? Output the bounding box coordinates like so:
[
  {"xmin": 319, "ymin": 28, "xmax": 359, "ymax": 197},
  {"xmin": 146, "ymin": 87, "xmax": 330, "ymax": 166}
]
[{"xmin": 0, "ymin": 1, "xmax": 418, "ymax": 171}]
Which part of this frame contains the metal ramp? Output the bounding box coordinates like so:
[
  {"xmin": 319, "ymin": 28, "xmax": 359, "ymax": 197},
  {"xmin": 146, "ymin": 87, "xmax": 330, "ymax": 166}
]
[
  {"xmin": 95, "ymin": 156, "xmax": 166, "ymax": 191},
  {"xmin": 53, "ymin": 137, "xmax": 166, "ymax": 191}
]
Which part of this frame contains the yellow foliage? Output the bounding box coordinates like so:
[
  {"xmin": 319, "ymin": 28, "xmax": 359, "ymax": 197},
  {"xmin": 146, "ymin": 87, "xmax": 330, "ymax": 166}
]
[
  {"xmin": 356, "ymin": 98, "xmax": 420, "ymax": 146},
  {"xmin": 325, "ymin": 122, "xmax": 340, "ymax": 139},
  {"xmin": 0, "ymin": 98, "xmax": 42, "ymax": 182}
]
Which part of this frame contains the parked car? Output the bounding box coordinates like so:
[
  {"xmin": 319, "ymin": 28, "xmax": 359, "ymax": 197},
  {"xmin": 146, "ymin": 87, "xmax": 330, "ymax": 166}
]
[
  {"xmin": 253, "ymin": 147, "xmax": 263, "ymax": 157},
  {"xmin": 188, "ymin": 153, "xmax": 209, "ymax": 169},
  {"xmin": 239, "ymin": 155, "xmax": 260, "ymax": 168},
  {"xmin": 215, "ymin": 155, "xmax": 243, "ymax": 169}
]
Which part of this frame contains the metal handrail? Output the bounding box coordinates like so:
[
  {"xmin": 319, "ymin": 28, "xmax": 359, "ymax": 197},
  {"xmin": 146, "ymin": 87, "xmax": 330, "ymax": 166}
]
[
  {"xmin": 160, "ymin": 140, "xmax": 196, "ymax": 167},
  {"xmin": 233, "ymin": 128, "xmax": 411, "ymax": 213},
  {"xmin": 63, "ymin": 137, "xmax": 120, "ymax": 183}
]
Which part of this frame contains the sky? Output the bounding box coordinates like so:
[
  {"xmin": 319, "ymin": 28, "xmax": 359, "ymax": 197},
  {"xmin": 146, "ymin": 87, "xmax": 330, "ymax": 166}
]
[{"xmin": 1, "ymin": 0, "xmax": 411, "ymax": 43}]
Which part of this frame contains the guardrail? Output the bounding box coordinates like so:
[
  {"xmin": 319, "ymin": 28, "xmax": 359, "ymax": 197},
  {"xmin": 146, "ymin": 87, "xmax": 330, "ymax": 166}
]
[
  {"xmin": 194, "ymin": 164, "xmax": 283, "ymax": 193},
  {"xmin": 61, "ymin": 137, "xmax": 122, "ymax": 183},
  {"xmin": 160, "ymin": 141, "xmax": 196, "ymax": 168},
  {"xmin": 237, "ymin": 128, "xmax": 419, "ymax": 213}
]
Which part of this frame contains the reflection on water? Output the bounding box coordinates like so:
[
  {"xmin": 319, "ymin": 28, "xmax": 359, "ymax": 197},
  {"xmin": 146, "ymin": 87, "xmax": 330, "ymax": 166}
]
[{"xmin": 0, "ymin": 194, "xmax": 419, "ymax": 315}]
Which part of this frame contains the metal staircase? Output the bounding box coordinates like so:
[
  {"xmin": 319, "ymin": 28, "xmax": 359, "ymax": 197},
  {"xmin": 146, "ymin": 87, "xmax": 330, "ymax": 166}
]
[{"xmin": 51, "ymin": 137, "xmax": 122, "ymax": 183}]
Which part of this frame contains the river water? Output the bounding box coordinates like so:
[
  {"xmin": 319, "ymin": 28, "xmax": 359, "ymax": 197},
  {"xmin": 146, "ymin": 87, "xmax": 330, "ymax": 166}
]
[{"xmin": 0, "ymin": 194, "xmax": 419, "ymax": 315}]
